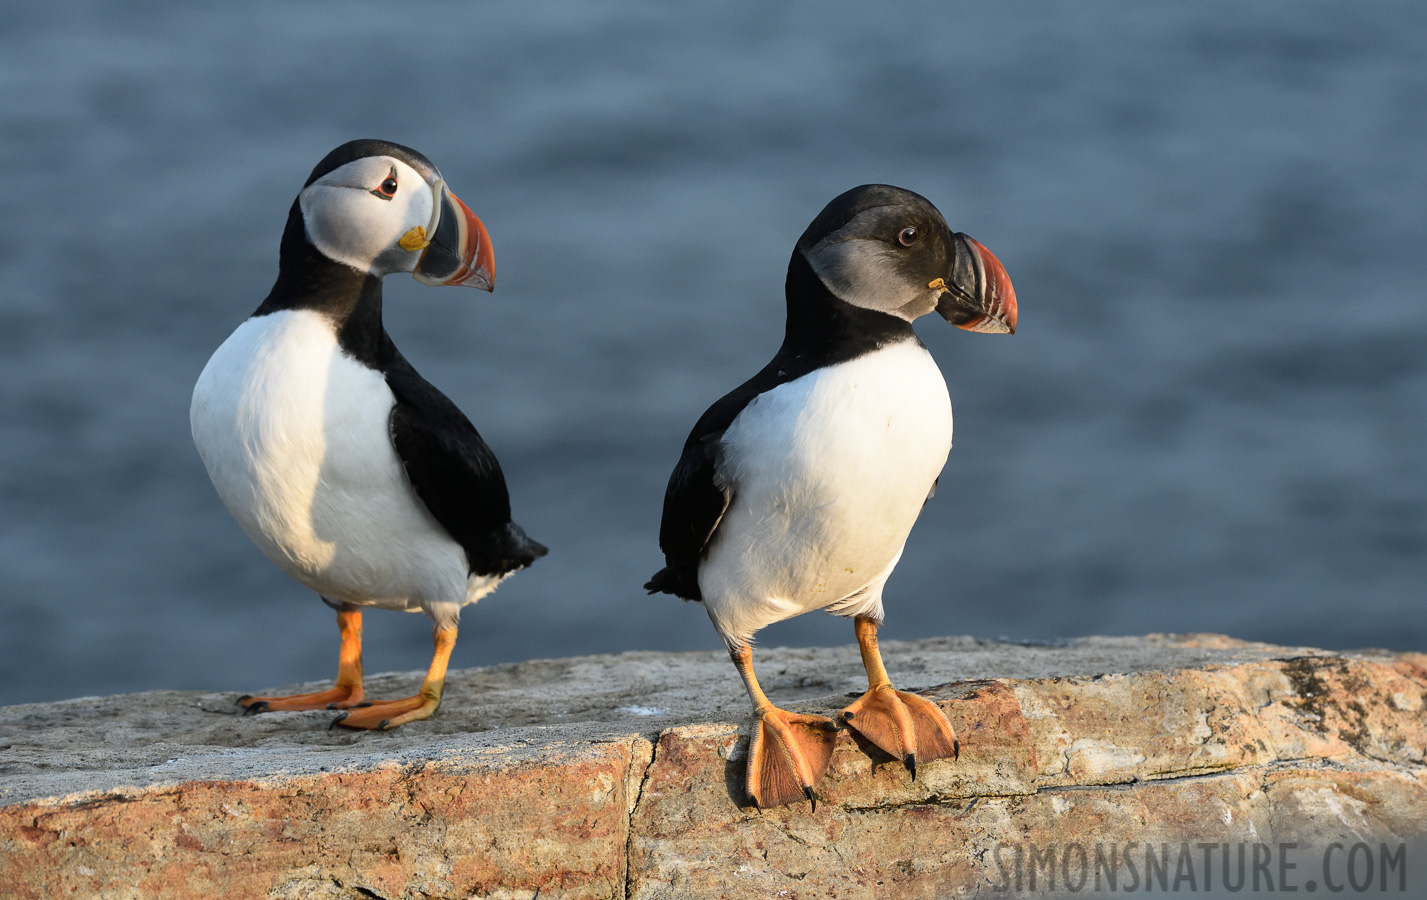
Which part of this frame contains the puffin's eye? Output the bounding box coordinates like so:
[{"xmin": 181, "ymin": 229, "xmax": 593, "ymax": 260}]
[
  {"xmin": 897, "ymin": 226, "xmax": 918, "ymax": 247},
  {"xmin": 371, "ymin": 170, "xmax": 399, "ymax": 200}
]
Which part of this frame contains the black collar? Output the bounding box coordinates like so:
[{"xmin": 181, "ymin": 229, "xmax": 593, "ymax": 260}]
[
  {"xmin": 777, "ymin": 249, "xmax": 918, "ymax": 370},
  {"xmin": 252, "ymin": 200, "xmax": 392, "ymax": 369}
]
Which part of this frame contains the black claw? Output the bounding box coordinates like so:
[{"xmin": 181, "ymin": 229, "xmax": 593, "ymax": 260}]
[
  {"xmin": 325, "ymin": 703, "xmax": 339, "ymax": 710},
  {"xmin": 236, "ymin": 694, "xmax": 253, "ymax": 705},
  {"xmin": 242, "ymin": 700, "xmax": 269, "ymax": 715},
  {"xmin": 905, "ymin": 753, "xmax": 917, "ymax": 780},
  {"xmin": 378, "ymin": 718, "xmax": 391, "ymax": 730},
  {"xmin": 328, "ymin": 712, "xmax": 349, "ymax": 730},
  {"xmin": 804, "ymin": 786, "xmax": 817, "ymax": 812},
  {"xmin": 953, "ymin": 739, "xmax": 961, "ymax": 761},
  {"xmin": 840, "ymin": 710, "xmax": 854, "ymax": 721},
  {"xmin": 354, "ymin": 701, "xmax": 373, "ymax": 708}
]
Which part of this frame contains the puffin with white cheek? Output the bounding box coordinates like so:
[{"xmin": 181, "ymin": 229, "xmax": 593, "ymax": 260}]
[
  {"xmin": 647, "ymin": 184, "xmax": 1017, "ymax": 808},
  {"xmin": 191, "ymin": 140, "xmax": 546, "ymax": 730}
]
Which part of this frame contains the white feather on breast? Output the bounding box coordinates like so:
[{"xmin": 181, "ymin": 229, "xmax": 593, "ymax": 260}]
[
  {"xmin": 698, "ymin": 340, "xmax": 954, "ymax": 645},
  {"xmin": 189, "ymin": 309, "xmax": 489, "ymax": 617}
]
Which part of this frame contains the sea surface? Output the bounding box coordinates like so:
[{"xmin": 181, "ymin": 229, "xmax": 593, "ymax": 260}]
[{"xmin": 1, "ymin": 3, "xmax": 1423, "ymax": 706}]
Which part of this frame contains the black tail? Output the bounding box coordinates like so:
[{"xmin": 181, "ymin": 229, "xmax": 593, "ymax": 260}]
[
  {"xmin": 469, "ymin": 521, "xmax": 547, "ymax": 577},
  {"xmin": 644, "ymin": 564, "xmax": 702, "ymax": 602}
]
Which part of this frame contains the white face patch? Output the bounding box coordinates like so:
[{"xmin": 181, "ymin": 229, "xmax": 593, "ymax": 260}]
[
  {"xmin": 300, "ymin": 157, "xmax": 437, "ymax": 276},
  {"xmin": 802, "ymin": 209, "xmax": 937, "ymax": 320}
]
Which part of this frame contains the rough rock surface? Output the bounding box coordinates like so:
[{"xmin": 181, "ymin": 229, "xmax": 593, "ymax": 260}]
[{"xmin": 2, "ymin": 634, "xmax": 1425, "ymax": 898}]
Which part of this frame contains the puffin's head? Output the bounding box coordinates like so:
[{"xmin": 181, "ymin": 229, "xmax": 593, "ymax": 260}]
[
  {"xmin": 296, "ymin": 139, "xmax": 494, "ymax": 290},
  {"xmin": 797, "ymin": 184, "xmax": 1015, "ymax": 333}
]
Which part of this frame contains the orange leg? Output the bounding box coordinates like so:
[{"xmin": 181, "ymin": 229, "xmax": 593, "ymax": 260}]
[
  {"xmin": 732, "ymin": 643, "xmax": 839, "ymax": 809},
  {"xmin": 239, "ymin": 608, "xmax": 366, "ymax": 712},
  {"xmin": 331, "ymin": 624, "xmax": 457, "ymax": 731},
  {"xmin": 837, "ymin": 616, "xmax": 958, "ymax": 778}
]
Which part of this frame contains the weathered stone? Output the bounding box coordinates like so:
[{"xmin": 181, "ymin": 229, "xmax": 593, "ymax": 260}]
[
  {"xmin": 1017, "ymin": 667, "xmax": 1281, "ymax": 786},
  {"xmin": 625, "ymin": 680, "xmax": 1040, "ymax": 898},
  {"xmin": 1264, "ymin": 656, "xmax": 1427, "ymax": 766},
  {"xmin": 1, "ymin": 739, "xmax": 649, "ymax": 900},
  {"xmin": 3, "ymin": 635, "xmax": 1426, "ymax": 899}
]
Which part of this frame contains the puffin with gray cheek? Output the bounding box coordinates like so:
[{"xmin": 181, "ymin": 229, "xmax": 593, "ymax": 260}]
[
  {"xmin": 191, "ymin": 139, "xmax": 546, "ymax": 730},
  {"xmin": 647, "ymin": 184, "xmax": 1017, "ymax": 808}
]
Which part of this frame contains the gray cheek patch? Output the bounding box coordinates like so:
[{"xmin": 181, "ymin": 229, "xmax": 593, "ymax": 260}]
[{"xmin": 804, "ymin": 235, "xmax": 919, "ymax": 316}]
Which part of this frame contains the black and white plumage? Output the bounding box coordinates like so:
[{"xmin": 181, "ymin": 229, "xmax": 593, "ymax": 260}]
[
  {"xmin": 647, "ymin": 184, "xmax": 1016, "ymax": 807},
  {"xmin": 648, "ymin": 184, "xmax": 1014, "ymax": 644},
  {"xmin": 191, "ymin": 140, "xmax": 544, "ymax": 730}
]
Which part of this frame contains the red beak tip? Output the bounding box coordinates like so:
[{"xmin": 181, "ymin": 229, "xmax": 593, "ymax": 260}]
[{"xmin": 976, "ymin": 239, "xmax": 1017, "ymax": 335}]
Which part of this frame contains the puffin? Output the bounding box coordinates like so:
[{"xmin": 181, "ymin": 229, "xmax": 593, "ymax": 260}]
[
  {"xmin": 191, "ymin": 139, "xmax": 546, "ymax": 730},
  {"xmin": 646, "ymin": 184, "xmax": 1016, "ymax": 808}
]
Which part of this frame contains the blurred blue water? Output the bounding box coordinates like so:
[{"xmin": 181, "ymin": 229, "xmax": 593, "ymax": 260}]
[{"xmin": 0, "ymin": 3, "xmax": 1423, "ymax": 706}]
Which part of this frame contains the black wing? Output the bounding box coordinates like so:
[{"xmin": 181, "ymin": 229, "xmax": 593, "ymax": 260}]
[
  {"xmin": 644, "ymin": 414, "xmax": 733, "ymax": 601},
  {"xmin": 645, "ymin": 352, "xmax": 817, "ymax": 601},
  {"xmin": 385, "ymin": 356, "xmax": 547, "ymax": 577}
]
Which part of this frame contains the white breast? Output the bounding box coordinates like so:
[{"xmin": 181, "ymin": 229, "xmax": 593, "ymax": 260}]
[
  {"xmin": 699, "ymin": 340, "xmax": 954, "ymax": 645},
  {"xmin": 189, "ymin": 309, "xmax": 481, "ymax": 617}
]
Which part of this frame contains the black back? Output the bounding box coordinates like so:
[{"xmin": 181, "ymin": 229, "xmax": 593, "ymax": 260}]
[
  {"xmin": 645, "ymin": 248, "xmax": 916, "ymax": 601},
  {"xmin": 385, "ymin": 350, "xmax": 547, "ymax": 577}
]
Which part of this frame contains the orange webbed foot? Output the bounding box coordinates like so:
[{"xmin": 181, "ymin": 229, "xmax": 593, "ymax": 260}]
[
  {"xmin": 239, "ymin": 607, "xmax": 366, "ymax": 715},
  {"xmin": 746, "ymin": 707, "xmax": 840, "ymax": 809},
  {"xmin": 838, "ymin": 685, "xmax": 958, "ymax": 778},
  {"xmin": 237, "ymin": 682, "xmax": 365, "ymax": 714},
  {"xmin": 329, "ymin": 691, "xmax": 441, "ymax": 731}
]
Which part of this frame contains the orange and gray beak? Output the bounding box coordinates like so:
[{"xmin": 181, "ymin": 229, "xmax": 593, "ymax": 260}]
[
  {"xmin": 413, "ymin": 181, "xmax": 495, "ymax": 291},
  {"xmin": 935, "ymin": 233, "xmax": 1016, "ymax": 334}
]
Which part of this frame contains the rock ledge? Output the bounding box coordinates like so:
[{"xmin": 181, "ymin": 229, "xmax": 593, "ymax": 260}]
[{"xmin": 3, "ymin": 634, "xmax": 1425, "ymax": 898}]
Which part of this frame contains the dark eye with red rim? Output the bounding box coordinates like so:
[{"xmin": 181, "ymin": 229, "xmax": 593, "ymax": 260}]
[
  {"xmin": 371, "ymin": 171, "xmax": 399, "ymax": 200},
  {"xmin": 898, "ymin": 227, "xmax": 918, "ymax": 247}
]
